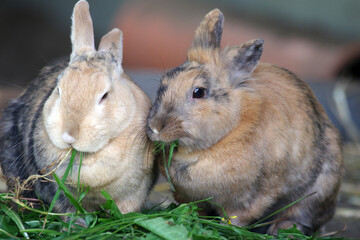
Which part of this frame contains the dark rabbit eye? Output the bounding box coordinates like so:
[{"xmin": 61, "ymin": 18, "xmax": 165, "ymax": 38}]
[
  {"xmin": 100, "ymin": 92, "xmax": 109, "ymax": 103},
  {"xmin": 192, "ymin": 87, "xmax": 206, "ymax": 99}
]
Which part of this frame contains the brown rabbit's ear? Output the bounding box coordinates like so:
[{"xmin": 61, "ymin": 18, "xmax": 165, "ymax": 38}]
[
  {"xmin": 222, "ymin": 39, "xmax": 264, "ymax": 86},
  {"xmin": 98, "ymin": 28, "xmax": 123, "ymax": 68},
  {"xmin": 70, "ymin": 0, "xmax": 95, "ymax": 60},
  {"xmin": 190, "ymin": 9, "xmax": 224, "ymax": 50}
]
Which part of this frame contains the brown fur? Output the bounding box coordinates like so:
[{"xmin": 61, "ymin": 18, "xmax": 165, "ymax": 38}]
[{"xmin": 147, "ymin": 9, "xmax": 343, "ymax": 235}]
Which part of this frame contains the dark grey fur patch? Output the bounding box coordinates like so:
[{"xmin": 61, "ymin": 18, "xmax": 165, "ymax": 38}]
[
  {"xmin": 190, "ymin": 12, "xmax": 224, "ymax": 50},
  {"xmin": 0, "ymin": 61, "xmax": 70, "ymax": 205},
  {"xmin": 210, "ymin": 88, "xmax": 229, "ymax": 102},
  {"xmin": 165, "ymin": 65, "xmax": 186, "ymax": 79},
  {"xmin": 173, "ymin": 162, "xmax": 191, "ymax": 182},
  {"xmin": 71, "ymin": 52, "xmax": 118, "ymax": 68},
  {"xmin": 274, "ymin": 66, "xmax": 331, "ymax": 199},
  {"xmin": 234, "ymin": 46, "xmax": 262, "ymax": 69},
  {"xmin": 186, "ymin": 64, "xmax": 204, "ymax": 72},
  {"xmin": 156, "ymin": 84, "xmax": 168, "ymax": 97}
]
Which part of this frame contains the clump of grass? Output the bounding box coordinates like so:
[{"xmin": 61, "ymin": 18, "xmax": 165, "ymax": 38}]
[
  {"xmin": 0, "ymin": 149, "xmax": 345, "ymax": 239},
  {"xmin": 154, "ymin": 140, "xmax": 178, "ymax": 192}
]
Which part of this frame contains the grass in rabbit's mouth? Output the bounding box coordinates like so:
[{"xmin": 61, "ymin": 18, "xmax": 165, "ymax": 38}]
[
  {"xmin": 154, "ymin": 140, "xmax": 178, "ymax": 192},
  {"xmin": 0, "ymin": 149, "xmax": 343, "ymax": 239}
]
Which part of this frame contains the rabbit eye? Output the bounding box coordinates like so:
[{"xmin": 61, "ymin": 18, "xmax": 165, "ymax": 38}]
[
  {"xmin": 192, "ymin": 87, "xmax": 206, "ymax": 99},
  {"xmin": 100, "ymin": 92, "xmax": 109, "ymax": 103}
]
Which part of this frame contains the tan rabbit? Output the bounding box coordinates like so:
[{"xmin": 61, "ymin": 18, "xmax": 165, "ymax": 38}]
[
  {"xmin": 147, "ymin": 9, "xmax": 343, "ymax": 235},
  {"xmin": 0, "ymin": 0, "xmax": 155, "ymax": 215}
]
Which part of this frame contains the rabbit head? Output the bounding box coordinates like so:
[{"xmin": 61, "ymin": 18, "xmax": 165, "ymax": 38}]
[
  {"xmin": 147, "ymin": 9, "xmax": 264, "ymax": 151},
  {"xmin": 44, "ymin": 0, "xmax": 133, "ymax": 153}
]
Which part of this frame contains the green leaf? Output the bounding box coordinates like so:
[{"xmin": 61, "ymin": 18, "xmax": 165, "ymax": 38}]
[
  {"xmin": 48, "ymin": 149, "xmax": 77, "ymax": 213},
  {"xmin": 248, "ymin": 192, "xmax": 316, "ymax": 230},
  {"xmin": 154, "ymin": 140, "xmax": 178, "ymax": 192},
  {"xmin": 0, "ymin": 204, "xmax": 29, "ymax": 239},
  {"xmin": 77, "ymin": 152, "xmax": 84, "ymax": 201},
  {"xmin": 277, "ymin": 225, "xmax": 309, "ymax": 239},
  {"xmin": 78, "ymin": 184, "xmax": 90, "ymax": 203},
  {"xmin": 141, "ymin": 232, "xmax": 163, "ymax": 240},
  {"xmin": 0, "ymin": 228, "xmax": 20, "ymax": 239},
  {"xmin": 101, "ymin": 190, "xmax": 122, "ymax": 219},
  {"xmin": 135, "ymin": 217, "xmax": 189, "ymax": 240},
  {"xmin": 19, "ymin": 228, "xmax": 62, "ymax": 236},
  {"xmin": 0, "ymin": 215, "xmax": 19, "ymax": 237},
  {"xmin": 53, "ymin": 172, "xmax": 85, "ymax": 214}
]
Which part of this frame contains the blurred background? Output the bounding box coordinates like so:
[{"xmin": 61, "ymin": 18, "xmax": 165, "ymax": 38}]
[{"xmin": 0, "ymin": 0, "xmax": 359, "ymax": 238}]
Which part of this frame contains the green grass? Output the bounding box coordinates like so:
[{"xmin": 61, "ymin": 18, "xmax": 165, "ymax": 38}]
[
  {"xmin": 0, "ymin": 149, "xmax": 347, "ymax": 239},
  {"xmin": 154, "ymin": 140, "xmax": 178, "ymax": 192}
]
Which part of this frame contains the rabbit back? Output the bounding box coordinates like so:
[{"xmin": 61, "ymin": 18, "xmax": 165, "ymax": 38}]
[{"xmin": 0, "ymin": 61, "xmax": 71, "ymax": 207}]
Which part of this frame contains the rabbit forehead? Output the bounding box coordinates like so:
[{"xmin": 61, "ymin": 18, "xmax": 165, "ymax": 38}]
[
  {"xmin": 187, "ymin": 48, "xmax": 220, "ymax": 65},
  {"xmin": 161, "ymin": 64, "xmax": 204, "ymax": 97},
  {"xmin": 70, "ymin": 51, "xmax": 119, "ymax": 66},
  {"xmin": 161, "ymin": 61, "xmax": 228, "ymax": 99},
  {"xmin": 58, "ymin": 62, "xmax": 112, "ymax": 105}
]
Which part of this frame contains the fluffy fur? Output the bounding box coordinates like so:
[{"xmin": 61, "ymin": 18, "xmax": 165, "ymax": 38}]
[
  {"xmin": 147, "ymin": 9, "xmax": 343, "ymax": 235},
  {"xmin": 0, "ymin": 0, "xmax": 155, "ymax": 214}
]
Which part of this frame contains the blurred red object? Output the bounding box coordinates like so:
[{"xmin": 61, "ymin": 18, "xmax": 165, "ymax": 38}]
[{"xmin": 113, "ymin": 1, "xmax": 359, "ymax": 81}]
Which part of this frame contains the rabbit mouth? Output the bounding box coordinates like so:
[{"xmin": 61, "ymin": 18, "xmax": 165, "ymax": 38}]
[
  {"xmin": 147, "ymin": 121, "xmax": 187, "ymax": 143},
  {"xmin": 55, "ymin": 139, "xmax": 105, "ymax": 153}
]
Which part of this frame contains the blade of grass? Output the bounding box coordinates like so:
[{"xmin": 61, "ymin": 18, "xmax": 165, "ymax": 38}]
[
  {"xmin": 48, "ymin": 149, "xmax": 76, "ymax": 213},
  {"xmin": 52, "ymin": 172, "xmax": 85, "ymax": 214},
  {"xmin": 167, "ymin": 140, "xmax": 178, "ymax": 168},
  {"xmin": 101, "ymin": 190, "xmax": 122, "ymax": 219},
  {"xmin": 0, "ymin": 204, "xmax": 29, "ymax": 239},
  {"xmin": 77, "ymin": 152, "xmax": 83, "ymax": 201},
  {"xmin": 153, "ymin": 141, "xmax": 165, "ymax": 153},
  {"xmin": 19, "ymin": 228, "xmax": 62, "ymax": 236},
  {"xmin": 0, "ymin": 228, "xmax": 21, "ymax": 239},
  {"xmin": 78, "ymin": 186, "xmax": 90, "ymax": 203},
  {"xmin": 248, "ymin": 192, "xmax": 317, "ymax": 229},
  {"xmin": 4, "ymin": 197, "xmax": 73, "ymax": 216},
  {"xmin": 162, "ymin": 140, "xmax": 178, "ymax": 192}
]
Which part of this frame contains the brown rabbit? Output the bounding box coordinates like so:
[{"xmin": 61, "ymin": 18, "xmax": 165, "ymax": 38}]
[
  {"xmin": 0, "ymin": 0, "xmax": 155, "ymax": 216},
  {"xmin": 147, "ymin": 9, "xmax": 343, "ymax": 235}
]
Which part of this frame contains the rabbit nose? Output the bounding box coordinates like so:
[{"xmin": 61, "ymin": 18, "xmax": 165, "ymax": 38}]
[
  {"xmin": 151, "ymin": 127, "xmax": 159, "ymax": 135},
  {"xmin": 62, "ymin": 132, "xmax": 76, "ymax": 144},
  {"xmin": 148, "ymin": 120, "xmax": 163, "ymax": 135}
]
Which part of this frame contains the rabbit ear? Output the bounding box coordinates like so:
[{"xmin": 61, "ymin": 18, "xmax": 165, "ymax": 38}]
[
  {"xmin": 70, "ymin": 0, "xmax": 95, "ymax": 60},
  {"xmin": 222, "ymin": 39, "xmax": 264, "ymax": 86},
  {"xmin": 190, "ymin": 9, "xmax": 224, "ymax": 50},
  {"xmin": 98, "ymin": 28, "xmax": 123, "ymax": 68}
]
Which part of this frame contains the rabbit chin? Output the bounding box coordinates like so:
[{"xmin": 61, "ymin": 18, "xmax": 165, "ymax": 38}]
[
  {"xmin": 178, "ymin": 137, "xmax": 215, "ymax": 151},
  {"xmin": 72, "ymin": 141, "xmax": 107, "ymax": 153}
]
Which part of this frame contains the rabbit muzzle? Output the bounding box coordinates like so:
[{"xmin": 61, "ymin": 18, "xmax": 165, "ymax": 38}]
[{"xmin": 147, "ymin": 116, "xmax": 186, "ymax": 143}]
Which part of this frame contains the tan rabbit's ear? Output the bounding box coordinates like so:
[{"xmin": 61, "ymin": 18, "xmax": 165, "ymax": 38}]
[
  {"xmin": 222, "ymin": 39, "xmax": 264, "ymax": 86},
  {"xmin": 98, "ymin": 28, "xmax": 123, "ymax": 70},
  {"xmin": 70, "ymin": 0, "xmax": 95, "ymax": 60},
  {"xmin": 189, "ymin": 9, "xmax": 224, "ymax": 50}
]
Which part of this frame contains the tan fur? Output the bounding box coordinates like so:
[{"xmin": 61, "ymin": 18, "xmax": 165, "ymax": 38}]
[
  {"xmin": 187, "ymin": 48, "xmax": 216, "ymax": 64},
  {"xmin": 0, "ymin": 0, "xmax": 154, "ymax": 215},
  {"xmin": 71, "ymin": 0, "xmax": 95, "ymax": 58},
  {"xmin": 42, "ymin": 0, "xmax": 154, "ymax": 213},
  {"xmin": 147, "ymin": 9, "xmax": 343, "ymax": 235}
]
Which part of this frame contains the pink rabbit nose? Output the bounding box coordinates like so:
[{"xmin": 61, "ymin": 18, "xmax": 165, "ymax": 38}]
[{"xmin": 62, "ymin": 132, "xmax": 76, "ymax": 144}]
